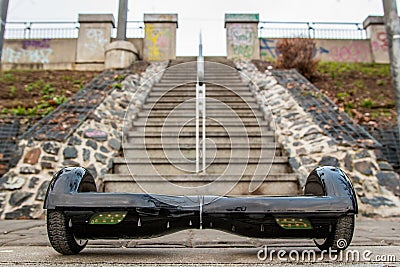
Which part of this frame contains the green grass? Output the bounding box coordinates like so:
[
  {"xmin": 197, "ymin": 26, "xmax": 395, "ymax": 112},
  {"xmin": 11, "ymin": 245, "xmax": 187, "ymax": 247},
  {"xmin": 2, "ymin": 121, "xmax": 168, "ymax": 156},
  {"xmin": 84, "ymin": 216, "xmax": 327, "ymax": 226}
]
[
  {"xmin": 2, "ymin": 78, "xmax": 68, "ymax": 117},
  {"xmin": 318, "ymin": 62, "xmax": 391, "ymax": 77},
  {"xmin": 337, "ymin": 92, "xmax": 350, "ymax": 101},
  {"xmin": 360, "ymin": 98, "xmax": 375, "ymax": 108},
  {"xmin": 344, "ymin": 102, "xmax": 355, "ymax": 115},
  {"xmin": 8, "ymin": 86, "xmax": 17, "ymax": 97},
  {"xmin": 0, "ymin": 73, "xmax": 15, "ymax": 83},
  {"xmin": 352, "ymin": 80, "xmax": 364, "ymax": 89},
  {"xmin": 376, "ymin": 79, "xmax": 386, "ymax": 86}
]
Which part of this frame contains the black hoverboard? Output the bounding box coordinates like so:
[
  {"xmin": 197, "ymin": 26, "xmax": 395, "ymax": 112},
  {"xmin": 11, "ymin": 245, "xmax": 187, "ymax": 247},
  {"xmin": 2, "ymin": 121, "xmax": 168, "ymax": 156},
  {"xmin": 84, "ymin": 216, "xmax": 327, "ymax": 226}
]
[{"xmin": 44, "ymin": 166, "xmax": 358, "ymax": 255}]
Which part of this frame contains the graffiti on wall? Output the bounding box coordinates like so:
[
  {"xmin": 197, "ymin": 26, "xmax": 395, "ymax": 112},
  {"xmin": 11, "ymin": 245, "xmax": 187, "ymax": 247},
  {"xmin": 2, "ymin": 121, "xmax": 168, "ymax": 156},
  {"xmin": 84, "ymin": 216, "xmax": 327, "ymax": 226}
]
[
  {"xmin": 84, "ymin": 28, "xmax": 108, "ymax": 52},
  {"xmin": 228, "ymin": 24, "xmax": 255, "ymax": 59},
  {"xmin": 2, "ymin": 39, "xmax": 53, "ymax": 64},
  {"xmin": 22, "ymin": 39, "xmax": 51, "ymax": 49},
  {"xmin": 260, "ymin": 39, "xmax": 277, "ymax": 59},
  {"xmin": 330, "ymin": 43, "xmax": 370, "ymax": 62},
  {"xmin": 260, "ymin": 38, "xmax": 370, "ymax": 63},
  {"xmin": 145, "ymin": 24, "xmax": 170, "ymax": 60},
  {"xmin": 260, "ymin": 38, "xmax": 329, "ymax": 60},
  {"xmin": 372, "ymin": 31, "xmax": 388, "ymax": 52}
]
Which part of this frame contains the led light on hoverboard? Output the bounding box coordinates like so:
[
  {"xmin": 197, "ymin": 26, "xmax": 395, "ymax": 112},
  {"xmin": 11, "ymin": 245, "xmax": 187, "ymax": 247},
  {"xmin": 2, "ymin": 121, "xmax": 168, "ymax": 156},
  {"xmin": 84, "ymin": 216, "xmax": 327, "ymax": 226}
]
[
  {"xmin": 89, "ymin": 212, "xmax": 127, "ymax": 225},
  {"xmin": 275, "ymin": 218, "xmax": 312, "ymax": 229}
]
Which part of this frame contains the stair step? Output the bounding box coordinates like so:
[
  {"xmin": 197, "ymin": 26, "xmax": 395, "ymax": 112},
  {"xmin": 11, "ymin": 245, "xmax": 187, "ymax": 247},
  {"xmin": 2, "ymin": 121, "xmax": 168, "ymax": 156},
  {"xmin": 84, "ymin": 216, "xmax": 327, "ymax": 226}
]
[
  {"xmin": 135, "ymin": 116, "xmax": 265, "ymax": 123},
  {"xmin": 124, "ymin": 148, "xmax": 276, "ymax": 156},
  {"xmin": 147, "ymin": 96, "xmax": 253, "ymax": 101},
  {"xmin": 114, "ymin": 157, "xmax": 288, "ymax": 164},
  {"xmin": 164, "ymin": 68, "xmax": 238, "ymax": 72},
  {"xmin": 142, "ymin": 103, "xmax": 260, "ymax": 110},
  {"xmin": 161, "ymin": 75, "xmax": 241, "ymax": 79},
  {"xmin": 127, "ymin": 136, "xmax": 274, "ymax": 145},
  {"xmin": 163, "ymin": 69, "xmax": 238, "ymax": 73},
  {"xmin": 146, "ymin": 95, "xmax": 255, "ymax": 104},
  {"xmin": 127, "ymin": 130, "xmax": 274, "ymax": 138},
  {"xmin": 151, "ymin": 85, "xmax": 250, "ymax": 91},
  {"xmin": 102, "ymin": 174, "xmax": 299, "ymax": 196},
  {"xmin": 129, "ymin": 128, "xmax": 269, "ymax": 136},
  {"xmin": 114, "ymin": 162, "xmax": 291, "ymax": 176},
  {"xmin": 131, "ymin": 126, "xmax": 268, "ymax": 133},
  {"xmin": 105, "ymin": 173, "xmax": 298, "ymax": 182},
  {"xmin": 123, "ymin": 142, "xmax": 278, "ymax": 149},
  {"xmin": 139, "ymin": 110, "xmax": 263, "ymax": 118},
  {"xmin": 149, "ymin": 91, "xmax": 253, "ymax": 97},
  {"xmin": 124, "ymin": 147, "xmax": 282, "ymax": 158},
  {"xmin": 133, "ymin": 121, "xmax": 268, "ymax": 127},
  {"xmin": 159, "ymin": 79, "xmax": 243, "ymax": 83},
  {"xmin": 155, "ymin": 83, "xmax": 246, "ymax": 87}
]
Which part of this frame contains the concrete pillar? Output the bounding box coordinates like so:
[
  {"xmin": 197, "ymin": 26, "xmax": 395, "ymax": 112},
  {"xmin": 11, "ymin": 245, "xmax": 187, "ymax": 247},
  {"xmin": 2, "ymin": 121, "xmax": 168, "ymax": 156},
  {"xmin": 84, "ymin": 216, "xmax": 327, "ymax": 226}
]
[
  {"xmin": 225, "ymin": 14, "xmax": 260, "ymax": 60},
  {"xmin": 105, "ymin": 40, "xmax": 138, "ymax": 69},
  {"xmin": 143, "ymin": 14, "xmax": 178, "ymax": 61},
  {"xmin": 76, "ymin": 14, "xmax": 115, "ymax": 70},
  {"xmin": 363, "ymin": 16, "xmax": 389, "ymax": 63}
]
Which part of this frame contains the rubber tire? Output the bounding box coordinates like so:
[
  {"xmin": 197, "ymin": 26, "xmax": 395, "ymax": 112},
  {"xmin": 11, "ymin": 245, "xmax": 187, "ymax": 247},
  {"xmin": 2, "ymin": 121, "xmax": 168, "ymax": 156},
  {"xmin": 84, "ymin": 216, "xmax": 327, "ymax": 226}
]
[
  {"xmin": 47, "ymin": 210, "xmax": 87, "ymax": 255},
  {"xmin": 314, "ymin": 215, "xmax": 355, "ymax": 251}
]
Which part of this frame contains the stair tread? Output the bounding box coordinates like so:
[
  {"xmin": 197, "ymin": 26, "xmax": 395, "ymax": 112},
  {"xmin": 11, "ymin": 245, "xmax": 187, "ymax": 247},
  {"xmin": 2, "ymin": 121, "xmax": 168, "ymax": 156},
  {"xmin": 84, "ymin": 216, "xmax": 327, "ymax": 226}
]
[
  {"xmin": 127, "ymin": 131, "xmax": 274, "ymax": 137},
  {"xmin": 104, "ymin": 173, "xmax": 298, "ymax": 182},
  {"xmin": 115, "ymin": 156, "xmax": 288, "ymax": 163}
]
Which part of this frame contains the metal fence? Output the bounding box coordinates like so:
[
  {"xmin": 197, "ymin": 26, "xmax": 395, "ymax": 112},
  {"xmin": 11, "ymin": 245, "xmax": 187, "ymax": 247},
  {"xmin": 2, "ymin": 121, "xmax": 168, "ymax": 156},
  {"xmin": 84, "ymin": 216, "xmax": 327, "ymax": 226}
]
[
  {"xmin": 5, "ymin": 21, "xmax": 144, "ymax": 39},
  {"xmin": 259, "ymin": 21, "xmax": 367, "ymax": 40},
  {"xmin": 5, "ymin": 22, "xmax": 80, "ymax": 39},
  {"xmin": 5, "ymin": 20, "xmax": 366, "ymax": 40},
  {"xmin": 113, "ymin": 21, "xmax": 145, "ymax": 38}
]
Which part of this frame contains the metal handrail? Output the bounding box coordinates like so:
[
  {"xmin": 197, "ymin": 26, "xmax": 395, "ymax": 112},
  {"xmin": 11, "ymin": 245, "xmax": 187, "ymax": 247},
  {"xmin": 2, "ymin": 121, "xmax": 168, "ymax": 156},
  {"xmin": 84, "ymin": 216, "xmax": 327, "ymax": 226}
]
[{"xmin": 196, "ymin": 32, "xmax": 206, "ymax": 173}]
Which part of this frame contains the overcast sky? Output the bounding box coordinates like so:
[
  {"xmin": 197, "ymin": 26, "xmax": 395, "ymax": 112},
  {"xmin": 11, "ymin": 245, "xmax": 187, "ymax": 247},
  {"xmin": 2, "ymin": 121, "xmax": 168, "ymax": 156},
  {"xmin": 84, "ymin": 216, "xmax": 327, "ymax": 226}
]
[{"xmin": 6, "ymin": 0, "xmax": 399, "ymax": 56}]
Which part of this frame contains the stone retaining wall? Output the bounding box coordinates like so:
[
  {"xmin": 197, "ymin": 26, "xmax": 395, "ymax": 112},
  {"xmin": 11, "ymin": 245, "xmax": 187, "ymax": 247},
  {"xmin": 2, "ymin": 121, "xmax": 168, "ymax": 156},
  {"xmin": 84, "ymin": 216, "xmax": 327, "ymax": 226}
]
[
  {"xmin": 235, "ymin": 60, "xmax": 400, "ymax": 217},
  {"xmin": 0, "ymin": 61, "xmax": 168, "ymax": 219}
]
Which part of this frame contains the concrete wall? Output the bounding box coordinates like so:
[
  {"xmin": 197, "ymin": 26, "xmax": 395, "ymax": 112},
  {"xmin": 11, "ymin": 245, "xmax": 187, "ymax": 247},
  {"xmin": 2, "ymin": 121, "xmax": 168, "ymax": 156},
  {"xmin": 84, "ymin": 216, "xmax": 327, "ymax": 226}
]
[
  {"xmin": 260, "ymin": 38, "xmax": 374, "ymax": 63},
  {"xmin": 258, "ymin": 15, "xmax": 390, "ymax": 64},
  {"xmin": 2, "ymin": 39, "xmax": 77, "ymax": 70},
  {"xmin": 1, "ymin": 13, "xmax": 175, "ymax": 70},
  {"xmin": 1, "ymin": 38, "xmax": 144, "ymax": 70}
]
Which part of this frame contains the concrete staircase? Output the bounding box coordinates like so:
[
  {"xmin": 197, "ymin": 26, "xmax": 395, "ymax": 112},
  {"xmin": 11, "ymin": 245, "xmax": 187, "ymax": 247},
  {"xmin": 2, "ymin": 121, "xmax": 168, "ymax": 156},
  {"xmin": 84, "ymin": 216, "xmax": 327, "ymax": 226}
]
[{"xmin": 103, "ymin": 59, "xmax": 299, "ymax": 196}]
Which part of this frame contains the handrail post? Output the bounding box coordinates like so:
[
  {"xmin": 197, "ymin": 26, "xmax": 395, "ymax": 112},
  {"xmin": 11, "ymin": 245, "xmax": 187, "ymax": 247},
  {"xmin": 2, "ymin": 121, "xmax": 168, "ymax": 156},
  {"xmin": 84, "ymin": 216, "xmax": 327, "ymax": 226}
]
[{"xmin": 196, "ymin": 32, "xmax": 206, "ymax": 174}]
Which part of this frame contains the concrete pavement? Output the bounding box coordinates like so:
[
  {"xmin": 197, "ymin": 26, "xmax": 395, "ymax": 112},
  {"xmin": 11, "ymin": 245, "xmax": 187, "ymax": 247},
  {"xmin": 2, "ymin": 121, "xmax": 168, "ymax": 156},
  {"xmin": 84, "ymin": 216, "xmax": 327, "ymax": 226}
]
[{"xmin": 0, "ymin": 216, "xmax": 399, "ymax": 266}]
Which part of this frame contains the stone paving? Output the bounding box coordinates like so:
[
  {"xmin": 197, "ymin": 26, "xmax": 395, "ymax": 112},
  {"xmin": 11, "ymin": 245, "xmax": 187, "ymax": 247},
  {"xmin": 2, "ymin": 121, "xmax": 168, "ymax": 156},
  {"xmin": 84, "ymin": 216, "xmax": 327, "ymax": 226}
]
[
  {"xmin": 0, "ymin": 217, "xmax": 399, "ymax": 248},
  {"xmin": 0, "ymin": 217, "xmax": 399, "ymax": 266}
]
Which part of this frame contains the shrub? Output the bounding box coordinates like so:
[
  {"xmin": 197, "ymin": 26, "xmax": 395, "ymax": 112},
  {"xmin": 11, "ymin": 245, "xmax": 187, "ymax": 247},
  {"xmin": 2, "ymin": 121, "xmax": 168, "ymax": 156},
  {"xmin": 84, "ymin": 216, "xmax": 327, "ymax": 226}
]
[{"xmin": 275, "ymin": 38, "xmax": 319, "ymax": 80}]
